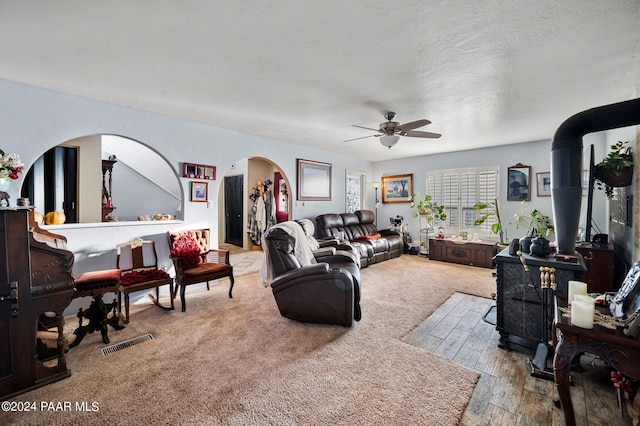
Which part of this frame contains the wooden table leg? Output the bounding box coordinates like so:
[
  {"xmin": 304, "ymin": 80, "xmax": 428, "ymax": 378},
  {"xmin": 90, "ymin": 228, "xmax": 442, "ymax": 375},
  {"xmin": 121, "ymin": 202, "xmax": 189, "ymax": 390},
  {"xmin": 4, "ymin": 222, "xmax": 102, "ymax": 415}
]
[{"xmin": 553, "ymin": 334, "xmax": 577, "ymax": 426}]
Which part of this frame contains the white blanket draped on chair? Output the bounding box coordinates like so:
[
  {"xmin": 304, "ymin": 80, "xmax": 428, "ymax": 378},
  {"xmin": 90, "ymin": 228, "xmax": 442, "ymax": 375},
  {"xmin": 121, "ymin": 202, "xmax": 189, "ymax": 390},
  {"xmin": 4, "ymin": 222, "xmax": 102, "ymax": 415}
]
[{"xmin": 258, "ymin": 221, "xmax": 316, "ymax": 287}]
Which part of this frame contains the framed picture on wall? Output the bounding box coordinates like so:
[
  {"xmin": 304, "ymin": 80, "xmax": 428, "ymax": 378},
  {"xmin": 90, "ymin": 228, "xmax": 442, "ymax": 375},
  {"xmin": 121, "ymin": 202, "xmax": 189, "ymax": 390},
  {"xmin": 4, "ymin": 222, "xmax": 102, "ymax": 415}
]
[
  {"xmin": 297, "ymin": 159, "xmax": 332, "ymax": 201},
  {"xmin": 191, "ymin": 181, "xmax": 208, "ymax": 202},
  {"xmin": 381, "ymin": 174, "xmax": 413, "ymax": 203},
  {"xmin": 536, "ymin": 172, "xmax": 551, "ymax": 197},
  {"xmin": 507, "ymin": 164, "xmax": 531, "ymax": 201}
]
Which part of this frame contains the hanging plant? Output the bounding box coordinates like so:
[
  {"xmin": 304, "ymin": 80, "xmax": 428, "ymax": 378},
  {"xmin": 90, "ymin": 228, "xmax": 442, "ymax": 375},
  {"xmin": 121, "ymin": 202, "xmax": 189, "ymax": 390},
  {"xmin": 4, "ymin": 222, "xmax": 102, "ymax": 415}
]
[{"xmin": 594, "ymin": 140, "xmax": 634, "ymax": 198}]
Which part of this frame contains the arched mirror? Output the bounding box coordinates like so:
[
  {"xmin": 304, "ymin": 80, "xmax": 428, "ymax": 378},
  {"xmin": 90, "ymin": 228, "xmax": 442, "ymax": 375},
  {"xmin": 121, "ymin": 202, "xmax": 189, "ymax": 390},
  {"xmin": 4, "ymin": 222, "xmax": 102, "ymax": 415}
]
[{"xmin": 21, "ymin": 134, "xmax": 182, "ymax": 224}]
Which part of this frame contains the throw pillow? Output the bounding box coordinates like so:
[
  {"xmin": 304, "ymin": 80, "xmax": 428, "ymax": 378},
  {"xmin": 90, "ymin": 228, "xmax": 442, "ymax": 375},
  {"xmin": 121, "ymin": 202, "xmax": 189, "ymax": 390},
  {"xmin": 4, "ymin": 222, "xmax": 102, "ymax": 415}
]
[
  {"xmin": 170, "ymin": 234, "xmax": 201, "ymax": 270},
  {"xmin": 355, "ymin": 233, "xmax": 381, "ymax": 241}
]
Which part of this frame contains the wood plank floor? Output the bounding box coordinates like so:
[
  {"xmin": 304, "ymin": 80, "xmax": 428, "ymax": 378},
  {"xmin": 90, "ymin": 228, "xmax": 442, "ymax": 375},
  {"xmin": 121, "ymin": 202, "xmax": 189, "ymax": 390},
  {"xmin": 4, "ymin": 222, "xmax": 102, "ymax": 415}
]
[{"xmin": 402, "ymin": 292, "xmax": 633, "ymax": 425}]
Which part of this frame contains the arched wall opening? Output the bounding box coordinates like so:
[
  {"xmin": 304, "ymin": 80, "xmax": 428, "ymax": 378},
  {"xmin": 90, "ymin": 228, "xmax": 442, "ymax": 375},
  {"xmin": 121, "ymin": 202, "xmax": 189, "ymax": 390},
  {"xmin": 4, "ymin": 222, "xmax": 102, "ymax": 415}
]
[
  {"xmin": 217, "ymin": 156, "xmax": 292, "ymax": 250},
  {"xmin": 21, "ymin": 134, "xmax": 182, "ymax": 224}
]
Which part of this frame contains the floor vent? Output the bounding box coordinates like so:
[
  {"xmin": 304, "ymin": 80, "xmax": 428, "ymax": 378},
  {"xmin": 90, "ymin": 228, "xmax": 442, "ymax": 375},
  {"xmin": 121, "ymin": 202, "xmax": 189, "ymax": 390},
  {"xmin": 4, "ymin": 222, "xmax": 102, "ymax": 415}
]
[{"xmin": 101, "ymin": 333, "xmax": 154, "ymax": 356}]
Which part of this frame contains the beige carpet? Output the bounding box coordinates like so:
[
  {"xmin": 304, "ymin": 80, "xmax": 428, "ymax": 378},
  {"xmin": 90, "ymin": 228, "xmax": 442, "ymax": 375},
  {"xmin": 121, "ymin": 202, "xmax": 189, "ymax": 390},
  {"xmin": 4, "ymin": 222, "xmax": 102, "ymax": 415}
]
[
  {"xmin": 228, "ymin": 249, "xmax": 264, "ymax": 277},
  {"xmin": 4, "ymin": 255, "xmax": 495, "ymax": 425}
]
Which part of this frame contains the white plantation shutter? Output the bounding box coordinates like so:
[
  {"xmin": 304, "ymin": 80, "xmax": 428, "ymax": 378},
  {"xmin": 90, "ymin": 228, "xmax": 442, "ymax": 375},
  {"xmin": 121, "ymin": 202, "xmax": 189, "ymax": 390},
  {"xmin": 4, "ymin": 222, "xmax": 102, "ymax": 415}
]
[
  {"xmin": 460, "ymin": 170, "xmax": 476, "ymax": 229},
  {"xmin": 476, "ymin": 168, "xmax": 499, "ymax": 233},
  {"xmin": 426, "ymin": 166, "xmax": 499, "ymax": 236}
]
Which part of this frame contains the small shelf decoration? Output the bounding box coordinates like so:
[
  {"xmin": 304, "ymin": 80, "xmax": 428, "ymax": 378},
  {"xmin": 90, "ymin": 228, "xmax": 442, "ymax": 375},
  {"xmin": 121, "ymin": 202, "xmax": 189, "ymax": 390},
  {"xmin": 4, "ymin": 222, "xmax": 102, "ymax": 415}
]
[
  {"xmin": 594, "ymin": 140, "xmax": 634, "ymax": 198},
  {"xmin": 183, "ymin": 162, "xmax": 216, "ymax": 180}
]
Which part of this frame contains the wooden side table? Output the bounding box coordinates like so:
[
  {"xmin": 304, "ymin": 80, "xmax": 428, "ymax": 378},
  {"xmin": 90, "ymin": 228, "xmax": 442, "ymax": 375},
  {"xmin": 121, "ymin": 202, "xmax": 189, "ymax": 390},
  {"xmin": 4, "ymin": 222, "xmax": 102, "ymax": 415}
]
[
  {"xmin": 575, "ymin": 243, "xmax": 617, "ymax": 293},
  {"xmin": 553, "ymin": 296, "xmax": 640, "ymax": 426},
  {"xmin": 428, "ymin": 238, "xmax": 496, "ymax": 268}
]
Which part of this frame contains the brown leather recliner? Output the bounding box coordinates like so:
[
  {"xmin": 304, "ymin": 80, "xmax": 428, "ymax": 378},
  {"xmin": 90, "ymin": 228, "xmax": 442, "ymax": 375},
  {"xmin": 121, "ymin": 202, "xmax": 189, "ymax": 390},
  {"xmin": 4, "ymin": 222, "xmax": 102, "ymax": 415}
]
[{"xmin": 263, "ymin": 226, "xmax": 361, "ymax": 327}]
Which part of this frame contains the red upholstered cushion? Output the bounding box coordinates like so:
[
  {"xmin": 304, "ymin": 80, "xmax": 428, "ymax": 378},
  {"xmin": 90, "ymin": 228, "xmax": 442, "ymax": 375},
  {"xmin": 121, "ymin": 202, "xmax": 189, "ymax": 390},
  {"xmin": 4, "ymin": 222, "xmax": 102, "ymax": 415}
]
[
  {"xmin": 183, "ymin": 263, "xmax": 230, "ymax": 277},
  {"xmin": 75, "ymin": 269, "xmax": 122, "ymax": 288},
  {"xmin": 170, "ymin": 235, "xmax": 201, "ymax": 270},
  {"xmin": 355, "ymin": 233, "xmax": 381, "ymax": 241},
  {"xmin": 121, "ymin": 269, "xmax": 170, "ymax": 286}
]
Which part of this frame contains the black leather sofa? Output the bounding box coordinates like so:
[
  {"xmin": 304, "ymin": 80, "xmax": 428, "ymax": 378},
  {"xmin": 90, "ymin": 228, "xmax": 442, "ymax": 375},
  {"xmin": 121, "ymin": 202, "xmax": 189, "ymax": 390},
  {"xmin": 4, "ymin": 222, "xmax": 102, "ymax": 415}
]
[{"xmin": 315, "ymin": 210, "xmax": 404, "ymax": 268}]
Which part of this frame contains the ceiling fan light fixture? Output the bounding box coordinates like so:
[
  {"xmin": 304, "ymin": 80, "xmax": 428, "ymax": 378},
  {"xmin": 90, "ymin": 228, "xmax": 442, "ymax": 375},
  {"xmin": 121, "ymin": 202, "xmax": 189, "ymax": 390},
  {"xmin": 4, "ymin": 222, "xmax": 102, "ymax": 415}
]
[{"xmin": 380, "ymin": 134, "xmax": 399, "ymax": 148}]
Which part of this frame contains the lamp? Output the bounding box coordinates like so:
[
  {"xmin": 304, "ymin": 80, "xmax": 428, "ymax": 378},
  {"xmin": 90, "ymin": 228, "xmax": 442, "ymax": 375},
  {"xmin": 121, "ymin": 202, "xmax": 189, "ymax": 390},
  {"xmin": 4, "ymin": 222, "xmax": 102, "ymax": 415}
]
[
  {"xmin": 370, "ymin": 182, "xmax": 381, "ymax": 206},
  {"xmin": 370, "ymin": 181, "xmax": 381, "ymax": 227},
  {"xmin": 380, "ymin": 134, "xmax": 399, "ymax": 149}
]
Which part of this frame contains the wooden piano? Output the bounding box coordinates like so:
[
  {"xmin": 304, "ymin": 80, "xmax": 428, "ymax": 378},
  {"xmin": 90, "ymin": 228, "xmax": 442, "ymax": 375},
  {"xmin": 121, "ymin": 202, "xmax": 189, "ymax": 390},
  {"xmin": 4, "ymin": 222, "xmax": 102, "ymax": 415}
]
[{"xmin": 0, "ymin": 207, "xmax": 75, "ymax": 400}]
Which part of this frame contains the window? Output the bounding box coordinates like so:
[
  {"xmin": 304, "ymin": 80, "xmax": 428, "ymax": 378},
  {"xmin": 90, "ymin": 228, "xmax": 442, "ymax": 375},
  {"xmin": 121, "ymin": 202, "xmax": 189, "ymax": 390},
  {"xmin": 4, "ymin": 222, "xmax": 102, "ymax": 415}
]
[
  {"xmin": 426, "ymin": 166, "xmax": 499, "ymax": 235},
  {"xmin": 346, "ymin": 170, "xmax": 366, "ymax": 213}
]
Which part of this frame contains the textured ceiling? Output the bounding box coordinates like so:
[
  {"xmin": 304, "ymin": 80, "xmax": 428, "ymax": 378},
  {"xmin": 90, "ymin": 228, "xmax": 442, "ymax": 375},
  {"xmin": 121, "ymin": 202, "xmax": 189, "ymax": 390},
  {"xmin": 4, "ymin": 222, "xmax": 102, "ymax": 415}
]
[{"xmin": 0, "ymin": 1, "xmax": 639, "ymax": 162}]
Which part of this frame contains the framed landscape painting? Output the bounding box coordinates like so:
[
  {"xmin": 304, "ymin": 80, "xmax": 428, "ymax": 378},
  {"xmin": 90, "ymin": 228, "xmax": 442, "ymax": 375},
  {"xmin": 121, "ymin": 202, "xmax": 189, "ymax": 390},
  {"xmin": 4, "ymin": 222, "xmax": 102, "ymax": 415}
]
[
  {"xmin": 381, "ymin": 174, "xmax": 413, "ymax": 203},
  {"xmin": 297, "ymin": 159, "xmax": 332, "ymax": 201}
]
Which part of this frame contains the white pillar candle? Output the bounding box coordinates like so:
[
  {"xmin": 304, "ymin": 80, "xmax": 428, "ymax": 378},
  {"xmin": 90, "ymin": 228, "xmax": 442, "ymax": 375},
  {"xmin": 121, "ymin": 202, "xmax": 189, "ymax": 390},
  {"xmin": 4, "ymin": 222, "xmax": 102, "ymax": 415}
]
[
  {"xmin": 472, "ymin": 233, "xmax": 479, "ymax": 241},
  {"xmin": 574, "ymin": 294, "xmax": 594, "ymax": 305},
  {"xmin": 568, "ymin": 280, "xmax": 588, "ymax": 305},
  {"xmin": 571, "ymin": 299, "xmax": 595, "ymax": 329}
]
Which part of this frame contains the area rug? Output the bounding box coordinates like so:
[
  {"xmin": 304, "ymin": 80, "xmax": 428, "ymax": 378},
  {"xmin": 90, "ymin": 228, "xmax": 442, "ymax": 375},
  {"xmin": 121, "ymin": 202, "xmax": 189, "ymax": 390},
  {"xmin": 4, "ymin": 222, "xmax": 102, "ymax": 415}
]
[{"xmin": 3, "ymin": 255, "xmax": 495, "ymax": 425}]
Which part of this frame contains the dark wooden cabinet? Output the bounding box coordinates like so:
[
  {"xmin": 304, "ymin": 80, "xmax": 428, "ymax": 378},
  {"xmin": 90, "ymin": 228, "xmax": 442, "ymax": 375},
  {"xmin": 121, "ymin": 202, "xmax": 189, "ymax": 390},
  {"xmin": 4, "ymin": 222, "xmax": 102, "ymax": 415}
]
[
  {"xmin": 0, "ymin": 208, "xmax": 75, "ymax": 400},
  {"xmin": 575, "ymin": 243, "xmax": 617, "ymax": 293},
  {"xmin": 102, "ymin": 159, "xmax": 116, "ymax": 221},
  {"xmin": 495, "ymin": 249, "xmax": 586, "ymax": 348},
  {"xmin": 428, "ymin": 238, "xmax": 496, "ymax": 268}
]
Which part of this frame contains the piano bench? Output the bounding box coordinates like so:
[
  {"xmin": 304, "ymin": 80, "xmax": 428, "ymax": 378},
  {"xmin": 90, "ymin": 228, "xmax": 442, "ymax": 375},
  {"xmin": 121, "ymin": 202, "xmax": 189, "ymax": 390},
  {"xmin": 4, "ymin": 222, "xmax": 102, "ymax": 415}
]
[
  {"xmin": 74, "ymin": 269, "xmax": 121, "ymax": 297},
  {"xmin": 70, "ymin": 269, "xmax": 124, "ymax": 348}
]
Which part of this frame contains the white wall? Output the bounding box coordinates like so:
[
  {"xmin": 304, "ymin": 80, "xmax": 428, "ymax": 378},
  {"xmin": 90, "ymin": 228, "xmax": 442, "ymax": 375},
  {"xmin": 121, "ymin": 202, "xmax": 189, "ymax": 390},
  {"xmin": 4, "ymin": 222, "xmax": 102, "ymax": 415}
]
[
  {"xmin": 0, "ymin": 78, "xmax": 372, "ymax": 277},
  {"xmin": 372, "ymin": 137, "xmax": 610, "ymax": 245}
]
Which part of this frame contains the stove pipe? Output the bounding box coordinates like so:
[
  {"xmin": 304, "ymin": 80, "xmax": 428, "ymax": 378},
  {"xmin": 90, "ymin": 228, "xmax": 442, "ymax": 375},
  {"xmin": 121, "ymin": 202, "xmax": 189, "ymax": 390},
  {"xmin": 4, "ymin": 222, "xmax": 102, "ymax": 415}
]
[{"xmin": 551, "ymin": 97, "xmax": 640, "ymax": 254}]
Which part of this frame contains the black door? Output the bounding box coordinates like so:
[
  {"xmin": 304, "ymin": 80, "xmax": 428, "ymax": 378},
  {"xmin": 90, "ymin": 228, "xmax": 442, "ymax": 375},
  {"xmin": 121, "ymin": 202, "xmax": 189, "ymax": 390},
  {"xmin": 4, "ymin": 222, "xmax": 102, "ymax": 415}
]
[{"xmin": 224, "ymin": 175, "xmax": 244, "ymax": 247}]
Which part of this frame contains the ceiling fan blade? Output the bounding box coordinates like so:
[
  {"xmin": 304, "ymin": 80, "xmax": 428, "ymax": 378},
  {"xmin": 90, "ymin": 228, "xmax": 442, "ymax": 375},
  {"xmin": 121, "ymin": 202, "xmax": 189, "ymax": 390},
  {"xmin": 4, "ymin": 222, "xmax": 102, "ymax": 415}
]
[
  {"xmin": 397, "ymin": 119, "xmax": 431, "ymax": 131},
  {"xmin": 351, "ymin": 124, "xmax": 381, "ymax": 132},
  {"xmin": 403, "ymin": 130, "xmax": 442, "ymax": 138},
  {"xmin": 344, "ymin": 134, "xmax": 380, "ymax": 142}
]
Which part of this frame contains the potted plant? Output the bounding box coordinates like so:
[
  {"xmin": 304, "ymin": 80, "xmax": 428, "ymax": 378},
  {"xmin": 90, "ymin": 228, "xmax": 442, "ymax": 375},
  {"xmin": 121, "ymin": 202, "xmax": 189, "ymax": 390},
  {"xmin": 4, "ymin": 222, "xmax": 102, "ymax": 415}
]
[
  {"xmin": 411, "ymin": 194, "xmax": 446, "ymax": 223},
  {"xmin": 471, "ymin": 199, "xmax": 506, "ymax": 245},
  {"xmin": 410, "ymin": 194, "xmax": 446, "ymax": 254},
  {"xmin": 512, "ymin": 203, "xmax": 555, "ymax": 254},
  {"xmin": 594, "ymin": 140, "xmax": 634, "ymax": 198}
]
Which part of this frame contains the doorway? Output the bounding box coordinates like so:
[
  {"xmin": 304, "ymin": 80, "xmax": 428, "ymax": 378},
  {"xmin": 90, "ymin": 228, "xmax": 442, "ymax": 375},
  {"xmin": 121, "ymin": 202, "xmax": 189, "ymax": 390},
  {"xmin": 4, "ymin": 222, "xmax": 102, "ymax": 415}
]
[
  {"xmin": 274, "ymin": 171, "xmax": 289, "ymax": 223},
  {"xmin": 22, "ymin": 146, "xmax": 78, "ymax": 223}
]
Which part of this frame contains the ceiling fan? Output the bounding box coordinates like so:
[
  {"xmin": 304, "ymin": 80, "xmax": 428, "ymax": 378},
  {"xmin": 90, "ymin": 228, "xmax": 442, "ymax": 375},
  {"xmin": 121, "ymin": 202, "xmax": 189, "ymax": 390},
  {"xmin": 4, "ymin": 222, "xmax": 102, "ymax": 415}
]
[{"xmin": 344, "ymin": 111, "xmax": 441, "ymax": 148}]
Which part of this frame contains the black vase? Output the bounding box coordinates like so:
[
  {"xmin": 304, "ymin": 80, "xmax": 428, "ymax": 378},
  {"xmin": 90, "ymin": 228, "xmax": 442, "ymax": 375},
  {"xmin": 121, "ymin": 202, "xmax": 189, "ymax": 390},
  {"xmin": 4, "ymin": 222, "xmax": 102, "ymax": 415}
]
[
  {"xmin": 529, "ymin": 236, "xmax": 552, "ymax": 257},
  {"xmin": 519, "ymin": 235, "xmax": 533, "ymax": 254}
]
